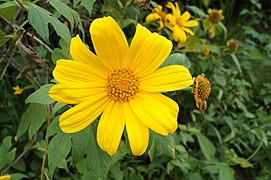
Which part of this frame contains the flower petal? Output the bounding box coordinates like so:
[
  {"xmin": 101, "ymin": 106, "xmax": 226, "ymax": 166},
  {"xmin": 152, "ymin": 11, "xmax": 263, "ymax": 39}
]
[
  {"xmin": 90, "ymin": 16, "xmax": 129, "ymax": 70},
  {"xmin": 181, "ymin": 11, "xmax": 191, "ymax": 22},
  {"xmin": 140, "ymin": 65, "xmax": 193, "ymax": 92},
  {"xmin": 182, "ymin": 27, "xmax": 195, "ymax": 35},
  {"xmin": 172, "ymin": 26, "xmax": 187, "ymax": 42},
  {"xmin": 145, "ymin": 13, "xmax": 161, "ymax": 23},
  {"xmin": 130, "ymin": 92, "xmax": 178, "ymax": 135},
  {"xmin": 53, "ymin": 60, "xmax": 106, "ymax": 84},
  {"xmin": 69, "ymin": 35, "xmax": 110, "ymax": 73},
  {"xmin": 49, "ymin": 83, "xmax": 106, "ymax": 104},
  {"xmin": 97, "ymin": 101, "xmax": 125, "ymax": 156},
  {"xmin": 128, "ymin": 24, "xmax": 172, "ymax": 77},
  {"xmin": 184, "ymin": 20, "xmax": 199, "ymax": 27},
  {"xmin": 124, "ymin": 103, "xmax": 149, "ymax": 156},
  {"xmin": 166, "ymin": 2, "xmax": 181, "ymax": 17},
  {"xmin": 165, "ymin": 14, "xmax": 176, "ymax": 31},
  {"xmin": 59, "ymin": 92, "xmax": 109, "ymax": 133}
]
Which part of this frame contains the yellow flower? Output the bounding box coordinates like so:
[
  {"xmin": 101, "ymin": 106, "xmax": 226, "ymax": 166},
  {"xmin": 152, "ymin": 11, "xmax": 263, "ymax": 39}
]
[
  {"xmin": 193, "ymin": 75, "xmax": 211, "ymax": 114},
  {"xmin": 13, "ymin": 86, "xmax": 23, "ymax": 95},
  {"xmin": 49, "ymin": 16, "xmax": 193, "ymax": 156},
  {"xmin": 0, "ymin": 175, "xmax": 10, "ymax": 180},
  {"xmin": 208, "ymin": 9, "xmax": 224, "ymax": 24},
  {"xmin": 165, "ymin": 2, "xmax": 198, "ymax": 43},
  {"xmin": 145, "ymin": 5, "xmax": 167, "ymax": 30},
  {"xmin": 227, "ymin": 38, "xmax": 238, "ymax": 53}
]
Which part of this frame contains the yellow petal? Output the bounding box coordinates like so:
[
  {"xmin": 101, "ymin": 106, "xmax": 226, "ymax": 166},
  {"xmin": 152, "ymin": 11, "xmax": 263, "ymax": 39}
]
[
  {"xmin": 128, "ymin": 24, "xmax": 172, "ymax": 77},
  {"xmin": 59, "ymin": 92, "xmax": 109, "ymax": 133},
  {"xmin": 181, "ymin": 11, "xmax": 191, "ymax": 22},
  {"xmin": 53, "ymin": 60, "xmax": 106, "ymax": 84},
  {"xmin": 165, "ymin": 14, "xmax": 176, "ymax": 31},
  {"xmin": 145, "ymin": 13, "xmax": 161, "ymax": 23},
  {"xmin": 172, "ymin": 26, "xmax": 187, "ymax": 42},
  {"xmin": 90, "ymin": 16, "xmax": 129, "ymax": 70},
  {"xmin": 124, "ymin": 103, "xmax": 149, "ymax": 156},
  {"xmin": 97, "ymin": 101, "xmax": 125, "ymax": 156},
  {"xmin": 130, "ymin": 92, "xmax": 178, "ymax": 135},
  {"xmin": 70, "ymin": 35, "xmax": 110, "ymax": 73},
  {"xmin": 184, "ymin": 20, "xmax": 199, "ymax": 27},
  {"xmin": 182, "ymin": 27, "xmax": 195, "ymax": 35},
  {"xmin": 140, "ymin": 65, "xmax": 193, "ymax": 92},
  {"xmin": 49, "ymin": 83, "xmax": 106, "ymax": 104},
  {"xmin": 166, "ymin": 2, "xmax": 181, "ymax": 17}
]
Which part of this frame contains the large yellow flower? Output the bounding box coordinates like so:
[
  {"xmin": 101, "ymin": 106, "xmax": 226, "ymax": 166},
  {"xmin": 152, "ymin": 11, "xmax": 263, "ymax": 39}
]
[
  {"xmin": 165, "ymin": 2, "xmax": 198, "ymax": 43},
  {"xmin": 49, "ymin": 16, "xmax": 193, "ymax": 156}
]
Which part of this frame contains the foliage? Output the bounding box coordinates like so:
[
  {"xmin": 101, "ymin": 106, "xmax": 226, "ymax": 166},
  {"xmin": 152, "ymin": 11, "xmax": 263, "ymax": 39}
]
[{"xmin": 0, "ymin": 0, "xmax": 271, "ymax": 179}]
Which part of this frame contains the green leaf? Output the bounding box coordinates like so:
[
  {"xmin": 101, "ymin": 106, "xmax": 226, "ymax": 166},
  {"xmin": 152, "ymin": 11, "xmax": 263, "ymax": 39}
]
[
  {"xmin": 230, "ymin": 54, "xmax": 242, "ymax": 73},
  {"xmin": 148, "ymin": 133, "xmax": 176, "ymax": 161},
  {"xmin": 195, "ymin": 132, "xmax": 216, "ymax": 160},
  {"xmin": 0, "ymin": 2, "xmax": 17, "ymax": 22},
  {"xmin": 16, "ymin": 104, "xmax": 47, "ymax": 140},
  {"xmin": 81, "ymin": 0, "xmax": 96, "ymax": 16},
  {"xmin": 51, "ymin": 39, "xmax": 71, "ymax": 63},
  {"xmin": 28, "ymin": 104, "xmax": 47, "ymax": 140},
  {"xmin": 218, "ymin": 164, "xmax": 234, "ymax": 180},
  {"xmin": 84, "ymin": 125, "xmax": 112, "ymax": 179},
  {"xmin": 187, "ymin": 5, "xmax": 206, "ymax": 17},
  {"xmin": 0, "ymin": 136, "xmax": 17, "ymax": 169},
  {"xmin": 10, "ymin": 173, "xmax": 29, "ymax": 180},
  {"xmin": 48, "ymin": 132, "xmax": 71, "ymax": 175},
  {"xmin": 226, "ymin": 149, "xmax": 253, "ymax": 168},
  {"xmin": 213, "ymin": 74, "xmax": 227, "ymax": 86},
  {"xmin": 160, "ymin": 53, "xmax": 191, "ymax": 68},
  {"xmin": 52, "ymin": 102, "xmax": 66, "ymax": 115},
  {"xmin": 25, "ymin": 84, "xmax": 55, "ymax": 105},
  {"xmin": 28, "ymin": 3, "xmax": 71, "ymax": 44},
  {"xmin": 49, "ymin": 0, "xmax": 85, "ymax": 38}
]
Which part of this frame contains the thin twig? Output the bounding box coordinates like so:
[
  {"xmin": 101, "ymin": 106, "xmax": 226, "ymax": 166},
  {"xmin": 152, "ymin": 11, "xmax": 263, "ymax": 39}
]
[
  {"xmin": 40, "ymin": 105, "xmax": 52, "ymax": 180},
  {"xmin": 0, "ymin": 58, "xmax": 11, "ymax": 80},
  {"xmin": 0, "ymin": 15, "xmax": 53, "ymax": 53},
  {"xmin": 1, "ymin": 134, "xmax": 37, "ymax": 175}
]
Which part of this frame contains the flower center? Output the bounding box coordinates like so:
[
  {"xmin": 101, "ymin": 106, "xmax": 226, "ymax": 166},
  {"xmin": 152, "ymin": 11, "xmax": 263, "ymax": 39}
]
[
  {"xmin": 106, "ymin": 69, "xmax": 139, "ymax": 102},
  {"xmin": 209, "ymin": 10, "xmax": 222, "ymax": 23}
]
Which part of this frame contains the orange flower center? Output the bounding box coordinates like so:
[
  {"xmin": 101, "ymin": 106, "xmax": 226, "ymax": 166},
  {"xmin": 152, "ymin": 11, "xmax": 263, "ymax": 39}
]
[
  {"xmin": 106, "ymin": 69, "xmax": 139, "ymax": 102},
  {"xmin": 209, "ymin": 10, "xmax": 223, "ymax": 23}
]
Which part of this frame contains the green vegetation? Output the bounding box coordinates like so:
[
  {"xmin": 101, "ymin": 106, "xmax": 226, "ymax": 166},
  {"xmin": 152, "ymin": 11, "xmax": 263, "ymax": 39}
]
[{"xmin": 0, "ymin": 0, "xmax": 270, "ymax": 179}]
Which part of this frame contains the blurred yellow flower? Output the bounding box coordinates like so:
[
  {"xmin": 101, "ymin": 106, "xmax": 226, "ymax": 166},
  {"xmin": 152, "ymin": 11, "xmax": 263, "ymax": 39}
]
[
  {"xmin": 13, "ymin": 86, "xmax": 23, "ymax": 95},
  {"xmin": 193, "ymin": 75, "xmax": 211, "ymax": 114},
  {"xmin": 208, "ymin": 9, "xmax": 224, "ymax": 24},
  {"xmin": 145, "ymin": 5, "xmax": 167, "ymax": 30},
  {"xmin": 165, "ymin": 2, "xmax": 198, "ymax": 43},
  {"xmin": 0, "ymin": 175, "xmax": 10, "ymax": 180},
  {"xmin": 227, "ymin": 38, "xmax": 238, "ymax": 53},
  {"xmin": 49, "ymin": 16, "xmax": 193, "ymax": 156}
]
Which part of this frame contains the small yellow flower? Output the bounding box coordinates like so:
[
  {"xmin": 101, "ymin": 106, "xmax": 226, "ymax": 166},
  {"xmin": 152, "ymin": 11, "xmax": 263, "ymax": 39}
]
[
  {"xmin": 165, "ymin": 2, "xmax": 198, "ymax": 43},
  {"xmin": 145, "ymin": 5, "xmax": 167, "ymax": 30},
  {"xmin": 193, "ymin": 75, "xmax": 211, "ymax": 114},
  {"xmin": 227, "ymin": 38, "xmax": 238, "ymax": 53},
  {"xmin": 49, "ymin": 16, "xmax": 193, "ymax": 156},
  {"xmin": 0, "ymin": 175, "xmax": 10, "ymax": 180},
  {"xmin": 202, "ymin": 45, "xmax": 211, "ymax": 57},
  {"xmin": 208, "ymin": 9, "xmax": 224, "ymax": 24},
  {"xmin": 13, "ymin": 86, "xmax": 23, "ymax": 95}
]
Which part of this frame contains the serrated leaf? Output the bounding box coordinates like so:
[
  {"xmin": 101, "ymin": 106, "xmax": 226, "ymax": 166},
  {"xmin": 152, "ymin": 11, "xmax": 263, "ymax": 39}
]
[
  {"xmin": 196, "ymin": 132, "xmax": 215, "ymax": 160},
  {"xmin": 81, "ymin": 0, "xmax": 96, "ymax": 16},
  {"xmin": 28, "ymin": 3, "xmax": 71, "ymax": 44},
  {"xmin": 28, "ymin": 104, "xmax": 47, "ymax": 140},
  {"xmin": 25, "ymin": 84, "xmax": 55, "ymax": 105}
]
